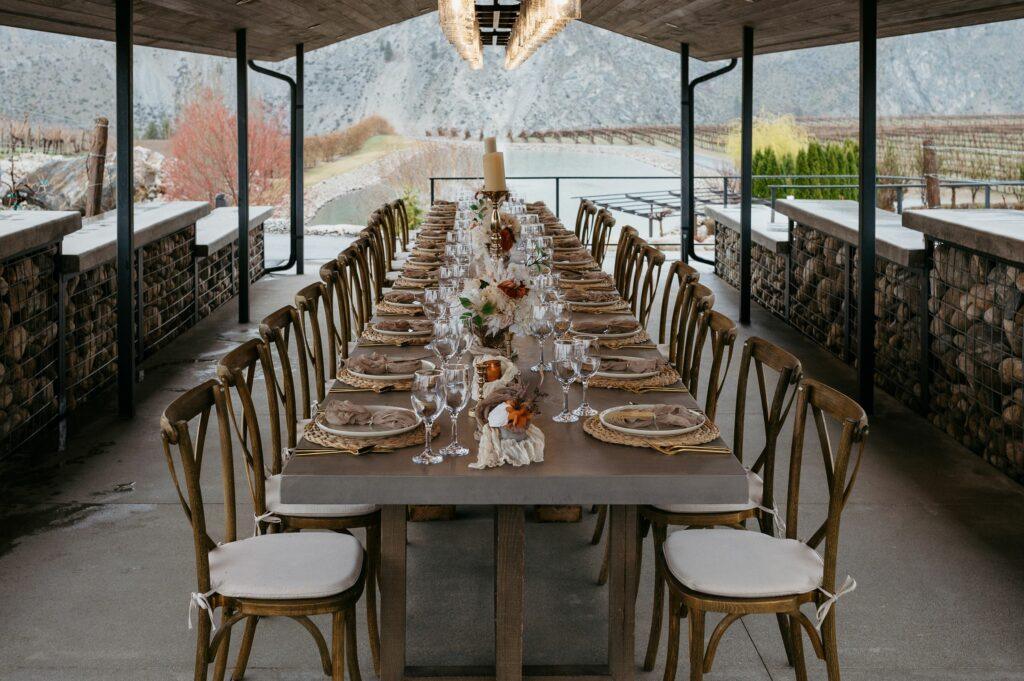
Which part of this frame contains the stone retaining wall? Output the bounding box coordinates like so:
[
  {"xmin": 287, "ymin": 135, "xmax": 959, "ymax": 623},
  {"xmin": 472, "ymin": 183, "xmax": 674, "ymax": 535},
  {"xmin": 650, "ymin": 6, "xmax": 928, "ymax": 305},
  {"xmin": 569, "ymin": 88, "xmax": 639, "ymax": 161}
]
[{"xmin": 713, "ymin": 224, "xmax": 787, "ymax": 318}]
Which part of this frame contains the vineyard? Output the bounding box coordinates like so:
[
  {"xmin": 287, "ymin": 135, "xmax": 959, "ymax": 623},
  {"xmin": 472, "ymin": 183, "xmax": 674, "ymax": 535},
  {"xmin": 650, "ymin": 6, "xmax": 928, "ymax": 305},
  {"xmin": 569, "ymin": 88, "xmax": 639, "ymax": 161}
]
[
  {"xmin": 426, "ymin": 125, "xmax": 681, "ymax": 146},
  {"xmin": 1, "ymin": 116, "xmax": 92, "ymax": 155}
]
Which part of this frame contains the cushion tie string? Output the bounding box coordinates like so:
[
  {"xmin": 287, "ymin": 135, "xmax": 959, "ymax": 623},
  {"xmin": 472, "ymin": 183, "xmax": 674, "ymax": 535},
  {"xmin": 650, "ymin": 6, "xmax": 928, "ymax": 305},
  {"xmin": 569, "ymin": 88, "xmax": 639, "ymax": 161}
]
[
  {"xmin": 253, "ymin": 511, "xmax": 281, "ymax": 537},
  {"xmin": 188, "ymin": 589, "xmax": 217, "ymax": 631},
  {"xmin": 815, "ymin": 575, "xmax": 857, "ymax": 630},
  {"xmin": 755, "ymin": 504, "xmax": 786, "ymax": 539}
]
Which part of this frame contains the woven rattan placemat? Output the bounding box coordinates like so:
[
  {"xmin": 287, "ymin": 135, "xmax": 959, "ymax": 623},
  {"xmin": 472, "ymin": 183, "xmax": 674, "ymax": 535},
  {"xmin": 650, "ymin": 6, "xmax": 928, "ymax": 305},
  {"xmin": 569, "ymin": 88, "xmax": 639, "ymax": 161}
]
[
  {"xmin": 360, "ymin": 327, "xmax": 432, "ymax": 346},
  {"xmin": 582, "ymin": 414, "xmax": 721, "ymax": 450},
  {"xmin": 336, "ymin": 368, "xmax": 413, "ymax": 392},
  {"xmin": 301, "ymin": 416, "xmax": 440, "ymax": 453},
  {"xmin": 589, "ymin": 363, "xmax": 681, "ymax": 390}
]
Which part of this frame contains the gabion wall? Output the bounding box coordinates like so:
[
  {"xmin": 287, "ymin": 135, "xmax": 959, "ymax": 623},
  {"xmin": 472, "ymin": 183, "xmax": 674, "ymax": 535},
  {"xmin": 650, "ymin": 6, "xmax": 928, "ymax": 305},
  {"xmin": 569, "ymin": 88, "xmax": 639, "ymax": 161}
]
[
  {"xmin": 139, "ymin": 226, "xmax": 196, "ymax": 358},
  {"xmin": 65, "ymin": 262, "xmax": 117, "ymax": 410},
  {"xmin": 927, "ymin": 241, "xmax": 1024, "ymax": 480},
  {"xmin": 196, "ymin": 225, "xmax": 267, "ymax": 320},
  {"xmin": 713, "ymin": 224, "xmax": 787, "ymax": 318}
]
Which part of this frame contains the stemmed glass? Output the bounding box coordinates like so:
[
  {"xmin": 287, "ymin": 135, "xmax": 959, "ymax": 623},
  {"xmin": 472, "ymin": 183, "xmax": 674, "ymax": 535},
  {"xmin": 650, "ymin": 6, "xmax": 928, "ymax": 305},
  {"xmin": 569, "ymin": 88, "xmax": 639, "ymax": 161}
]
[
  {"xmin": 431, "ymin": 317, "xmax": 465, "ymax": 368},
  {"xmin": 551, "ymin": 301, "xmax": 572, "ymax": 340},
  {"xmin": 551, "ymin": 339, "xmax": 579, "ymax": 423},
  {"xmin": 529, "ymin": 303, "xmax": 554, "ymax": 373},
  {"xmin": 421, "ymin": 288, "xmax": 443, "ymax": 321},
  {"xmin": 572, "ymin": 338, "xmax": 601, "ymax": 418},
  {"xmin": 411, "ymin": 369, "xmax": 444, "ymax": 465},
  {"xmin": 440, "ymin": 363, "xmax": 470, "ymax": 457}
]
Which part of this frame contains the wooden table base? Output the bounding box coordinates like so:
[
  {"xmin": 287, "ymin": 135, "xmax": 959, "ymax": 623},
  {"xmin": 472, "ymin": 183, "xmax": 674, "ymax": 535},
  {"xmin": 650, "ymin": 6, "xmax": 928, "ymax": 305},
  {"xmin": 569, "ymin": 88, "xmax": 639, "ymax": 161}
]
[{"xmin": 380, "ymin": 504, "xmax": 639, "ymax": 681}]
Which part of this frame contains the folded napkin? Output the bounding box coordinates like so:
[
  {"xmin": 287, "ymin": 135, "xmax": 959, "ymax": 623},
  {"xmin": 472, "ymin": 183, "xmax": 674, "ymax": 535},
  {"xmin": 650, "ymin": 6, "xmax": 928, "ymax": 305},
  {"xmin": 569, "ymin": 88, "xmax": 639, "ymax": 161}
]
[
  {"xmin": 384, "ymin": 291, "xmax": 422, "ymax": 305},
  {"xmin": 324, "ymin": 400, "xmax": 373, "ymax": 425},
  {"xmin": 405, "ymin": 266, "xmax": 438, "ymax": 279},
  {"xmin": 600, "ymin": 357, "xmax": 661, "ymax": 373},
  {"xmin": 346, "ymin": 352, "xmax": 423, "ymax": 375},
  {"xmin": 573, "ymin": 317, "xmax": 638, "ymax": 335},
  {"xmin": 375, "ymin": 319, "xmax": 434, "ymax": 334},
  {"xmin": 558, "ymin": 249, "xmax": 591, "ymax": 263},
  {"xmin": 370, "ymin": 409, "xmax": 418, "ymax": 429},
  {"xmin": 559, "ymin": 269, "xmax": 605, "ymax": 282},
  {"xmin": 605, "ymin": 405, "xmax": 703, "ymax": 429},
  {"xmin": 566, "ymin": 289, "xmax": 616, "ymax": 303}
]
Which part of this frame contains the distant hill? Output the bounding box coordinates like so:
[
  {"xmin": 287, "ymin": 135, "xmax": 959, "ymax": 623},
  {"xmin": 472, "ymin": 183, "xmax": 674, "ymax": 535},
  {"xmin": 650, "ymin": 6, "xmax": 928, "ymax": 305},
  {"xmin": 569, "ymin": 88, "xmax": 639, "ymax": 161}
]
[{"xmin": 1, "ymin": 14, "xmax": 1022, "ymax": 135}]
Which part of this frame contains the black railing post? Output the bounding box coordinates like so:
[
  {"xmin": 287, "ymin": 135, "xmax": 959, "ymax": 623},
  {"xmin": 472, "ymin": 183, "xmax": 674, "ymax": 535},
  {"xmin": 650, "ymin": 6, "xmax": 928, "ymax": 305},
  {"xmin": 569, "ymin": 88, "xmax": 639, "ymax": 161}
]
[
  {"xmin": 236, "ymin": 28, "xmax": 250, "ymax": 323},
  {"xmin": 984, "ymin": 184, "xmax": 991, "ymax": 208},
  {"xmin": 679, "ymin": 42, "xmax": 691, "ymax": 264},
  {"xmin": 295, "ymin": 43, "xmax": 305, "ymax": 274},
  {"xmin": 115, "ymin": 0, "xmax": 135, "ymax": 418},
  {"xmin": 723, "ymin": 177, "xmax": 729, "ymax": 207},
  {"xmin": 555, "ymin": 177, "xmax": 560, "ymax": 218},
  {"xmin": 430, "ymin": 178, "xmax": 436, "ymax": 206},
  {"xmin": 858, "ymin": 0, "xmax": 877, "ymax": 413},
  {"xmin": 739, "ymin": 26, "xmax": 754, "ymax": 325}
]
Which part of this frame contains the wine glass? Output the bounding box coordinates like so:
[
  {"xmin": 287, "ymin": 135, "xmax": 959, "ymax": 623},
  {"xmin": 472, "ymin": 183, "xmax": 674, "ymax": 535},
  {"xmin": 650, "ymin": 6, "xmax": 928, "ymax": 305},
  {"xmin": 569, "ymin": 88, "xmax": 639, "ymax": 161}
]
[
  {"xmin": 551, "ymin": 301, "xmax": 572, "ymax": 339},
  {"xmin": 411, "ymin": 369, "xmax": 444, "ymax": 465},
  {"xmin": 422, "ymin": 287, "xmax": 443, "ymax": 321},
  {"xmin": 529, "ymin": 303, "xmax": 554, "ymax": 373},
  {"xmin": 572, "ymin": 338, "xmax": 601, "ymax": 418},
  {"xmin": 551, "ymin": 340, "xmax": 579, "ymax": 423},
  {"xmin": 440, "ymin": 363, "xmax": 470, "ymax": 457},
  {"xmin": 431, "ymin": 317, "xmax": 464, "ymax": 368}
]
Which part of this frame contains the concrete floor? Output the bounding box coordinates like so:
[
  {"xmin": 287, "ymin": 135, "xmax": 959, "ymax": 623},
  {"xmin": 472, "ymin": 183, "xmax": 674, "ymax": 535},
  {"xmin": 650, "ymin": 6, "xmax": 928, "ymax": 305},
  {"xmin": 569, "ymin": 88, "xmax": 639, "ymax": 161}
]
[{"xmin": 2, "ymin": 243, "xmax": 1024, "ymax": 680}]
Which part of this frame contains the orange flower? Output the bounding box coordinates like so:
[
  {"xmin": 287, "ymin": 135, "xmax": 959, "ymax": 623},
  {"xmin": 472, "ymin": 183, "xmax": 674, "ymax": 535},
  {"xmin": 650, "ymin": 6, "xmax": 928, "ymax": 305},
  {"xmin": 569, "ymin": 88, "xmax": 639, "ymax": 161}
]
[
  {"xmin": 497, "ymin": 279, "xmax": 528, "ymax": 300},
  {"xmin": 505, "ymin": 400, "xmax": 532, "ymax": 430},
  {"xmin": 499, "ymin": 226, "xmax": 515, "ymax": 252}
]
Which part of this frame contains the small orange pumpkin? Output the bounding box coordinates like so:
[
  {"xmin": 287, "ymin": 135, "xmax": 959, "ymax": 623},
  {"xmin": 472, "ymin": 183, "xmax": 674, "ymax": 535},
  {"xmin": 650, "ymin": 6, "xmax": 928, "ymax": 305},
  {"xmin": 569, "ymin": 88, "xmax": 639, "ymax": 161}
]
[
  {"xmin": 482, "ymin": 360, "xmax": 503, "ymax": 382},
  {"xmin": 505, "ymin": 400, "xmax": 532, "ymax": 430}
]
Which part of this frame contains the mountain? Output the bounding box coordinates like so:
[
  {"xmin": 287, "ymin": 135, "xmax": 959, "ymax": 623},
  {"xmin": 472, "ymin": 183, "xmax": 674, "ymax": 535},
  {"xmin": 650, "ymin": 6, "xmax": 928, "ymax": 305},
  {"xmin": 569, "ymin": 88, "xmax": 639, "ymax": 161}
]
[{"xmin": 1, "ymin": 13, "xmax": 1023, "ymax": 135}]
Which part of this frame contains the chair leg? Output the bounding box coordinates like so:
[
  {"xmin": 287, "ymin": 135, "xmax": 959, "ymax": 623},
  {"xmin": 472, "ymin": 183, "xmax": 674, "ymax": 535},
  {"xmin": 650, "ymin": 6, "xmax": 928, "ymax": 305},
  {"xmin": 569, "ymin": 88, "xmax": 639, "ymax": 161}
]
[
  {"xmin": 211, "ymin": 606, "xmax": 234, "ymax": 681},
  {"xmin": 822, "ymin": 609, "xmax": 841, "ymax": 681},
  {"xmin": 231, "ymin": 615, "xmax": 259, "ymax": 681},
  {"xmin": 591, "ymin": 505, "xmax": 607, "ymax": 545},
  {"xmin": 193, "ymin": 614, "xmax": 212, "ymax": 681},
  {"xmin": 663, "ymin": 592, "xmax": 681, "ymax": 681},
  {"xmin": 789, "ymin": 614, "xmax": 809, "ymax": 681},
  {"xmin": 643, "ymin": 524, "xmax": 668, "ymax": 671},
  {"xmin": 776, "ymin": 612, "xmax": 796, "ymax": 666},
  {"xmin": 688, "ymin": 608, "xmax": 706, "ymax": 681},
  {"xmin": 365, "ymin": 524, "xmax": 382, "ymax": 676},
  {"xmin": 596, "ymin": 532, "xmax": 610, "ymax": 585},
  {"xmin": 332, "ymin": 610, "xmax": 345, "ymax": 681},
  {"xmin": 346, "ymin": 606, "xmax": 363, "ymax": 681}
]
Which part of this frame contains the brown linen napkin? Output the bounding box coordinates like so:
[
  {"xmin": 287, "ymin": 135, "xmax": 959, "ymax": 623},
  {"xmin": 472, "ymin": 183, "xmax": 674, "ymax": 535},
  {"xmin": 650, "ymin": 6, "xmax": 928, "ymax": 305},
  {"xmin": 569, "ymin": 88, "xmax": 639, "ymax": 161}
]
[
  {"xmin": 370, "ymin": 409, "xmax": 418, "ymax": 429},
  {"xmin": 573, "ymin": 317, "xmax": 638, "ymax": 335},
  {"xmin": 566, "ymin": 289, "xmax": 616, "ymax": 303},
  {"xmin": 405, "ymin": 266, "xmax": 438, "ymax": 279},
  {"xmin": 600, "ymin": 357, "xmax": 661, "ymax": 373},
  {"xmin": 386, "ymin": 358, "xmax": 423, "ymax": 374},
  {"xmin": 605, "ymin": 405, "xmax": 703, "ymax": 429},
  {"xmin": 558, "ymin": 249, "xmax": 591, "ymax": 263},
  {"xmin": 346, "ymin": 352, "xmax": 420, "ymax": 375},
  {"xmin": 324, "ymin": 400, "xmax": 373, "ymax": 425},
  {"xmin": 384, "ymin": 291, "xmax": 422, "ymax": 305},
  {"xmin": 375, "ymin": 319, "xmax": 434, "ymax": 334},
  {"xmin": 559, "ymin": 269, "xmax": 605, "ymax": 282}
]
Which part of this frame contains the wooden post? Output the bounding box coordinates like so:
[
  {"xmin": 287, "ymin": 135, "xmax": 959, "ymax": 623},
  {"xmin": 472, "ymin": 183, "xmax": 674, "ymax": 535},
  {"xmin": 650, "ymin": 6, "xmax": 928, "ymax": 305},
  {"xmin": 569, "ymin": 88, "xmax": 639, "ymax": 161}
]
[
  {"xmin": 85, "ymin": 117, "xmax": 108, "ymax": 217},
  {"xmin": 923, "ymin": 139, "xmax": 940, "ymax": 208}
]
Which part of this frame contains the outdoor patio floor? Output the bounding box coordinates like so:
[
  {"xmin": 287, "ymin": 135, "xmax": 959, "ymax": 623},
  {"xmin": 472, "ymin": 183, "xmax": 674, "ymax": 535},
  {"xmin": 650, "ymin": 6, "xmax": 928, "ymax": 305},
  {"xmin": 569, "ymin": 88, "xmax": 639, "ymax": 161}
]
[{"xmin": 2, "ymin": 250, "xmax": 1024, "ymax": 681}]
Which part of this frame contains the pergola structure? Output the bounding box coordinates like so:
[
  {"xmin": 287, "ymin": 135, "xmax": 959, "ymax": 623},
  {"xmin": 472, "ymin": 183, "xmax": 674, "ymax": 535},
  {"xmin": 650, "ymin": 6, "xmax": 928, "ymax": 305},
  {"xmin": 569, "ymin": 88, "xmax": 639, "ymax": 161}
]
[{"xmin": 2, "ymin": 0, "xmax": 1023, "ymax": 420}]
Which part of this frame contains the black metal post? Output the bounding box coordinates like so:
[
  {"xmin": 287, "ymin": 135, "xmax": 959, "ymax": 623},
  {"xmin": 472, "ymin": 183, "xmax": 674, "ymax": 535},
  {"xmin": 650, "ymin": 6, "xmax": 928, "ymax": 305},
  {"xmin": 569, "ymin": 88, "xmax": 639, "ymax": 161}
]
[
  {"xmin": 295, "ymin": 43, "xmax": 305, "ymax": 274},
  {"xmin": 739, "ymin": 25, "xmax": 754, "ymax": 325},
  {"xmin": 555, "ymin": 177, "xmax": 560, "ymax": 218},
  {"xmin": 236, "ymin": 29, "xmax": 250, "ymax": 324},
  {"xmin": 679, "ymin": 42, "xmax": 691, "ymax": 264},
  {"xmin": 858, "ymin": 0, "xmax": 877, "ymax": 412},
  {"xmin": 115, "ymin": 0, "xmax": 135, "ymax": 418}
]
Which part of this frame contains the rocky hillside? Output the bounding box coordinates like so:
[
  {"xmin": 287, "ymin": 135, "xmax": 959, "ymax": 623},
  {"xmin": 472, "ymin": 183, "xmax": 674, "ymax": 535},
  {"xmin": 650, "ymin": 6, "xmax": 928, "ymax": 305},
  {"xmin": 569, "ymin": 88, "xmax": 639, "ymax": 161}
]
[{"xmin": 1, "ymin": 14, "xmax": 1022, "ymax": 134}]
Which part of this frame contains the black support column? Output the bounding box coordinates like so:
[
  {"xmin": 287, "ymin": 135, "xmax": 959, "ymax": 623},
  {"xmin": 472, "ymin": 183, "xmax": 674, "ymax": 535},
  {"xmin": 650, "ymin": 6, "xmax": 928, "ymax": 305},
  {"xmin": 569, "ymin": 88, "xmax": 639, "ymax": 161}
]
[
  {"xmin": 739, "ymin": 25, "xmax": 754, "ymax": 325},
  {"xmin": 679, "ymin": 42, "xmax": 691, "ymax": 264},
  {"xmin": 236, "ymin": 28, "xmax": 250, "ymax": 323},
  {"xmin": 295, "ymin": 43, "xmax": 305, "ymax": 274},
  {"xmin": 115, "ymin": 0, "xmax": 134, "ymax": 417},
  {"xmin": 858, "ymin": 0, "xmax": 877, "ymax": 412}
]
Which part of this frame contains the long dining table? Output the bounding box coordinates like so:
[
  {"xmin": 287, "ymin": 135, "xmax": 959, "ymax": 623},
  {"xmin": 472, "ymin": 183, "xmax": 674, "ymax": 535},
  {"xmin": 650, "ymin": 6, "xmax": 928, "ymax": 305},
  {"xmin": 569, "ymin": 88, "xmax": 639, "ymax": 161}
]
[{"xmin": 279, "ymin": 203, "xmax": 749, "ymax": 681}]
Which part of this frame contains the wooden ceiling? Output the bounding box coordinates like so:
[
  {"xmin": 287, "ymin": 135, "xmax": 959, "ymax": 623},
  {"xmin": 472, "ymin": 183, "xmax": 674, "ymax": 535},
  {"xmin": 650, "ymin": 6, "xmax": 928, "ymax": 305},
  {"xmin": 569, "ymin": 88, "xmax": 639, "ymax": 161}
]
[{"xmin": 1, "ymin": 0, "xmax": 1023, "ymax": 62}]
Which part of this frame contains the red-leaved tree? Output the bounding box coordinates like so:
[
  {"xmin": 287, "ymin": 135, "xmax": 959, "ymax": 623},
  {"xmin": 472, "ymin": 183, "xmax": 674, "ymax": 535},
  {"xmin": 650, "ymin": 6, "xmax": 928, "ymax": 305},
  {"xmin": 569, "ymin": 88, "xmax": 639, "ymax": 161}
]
[{"xmin": 164, "ymin": 85, "xmax": 289, "ymax": 208}]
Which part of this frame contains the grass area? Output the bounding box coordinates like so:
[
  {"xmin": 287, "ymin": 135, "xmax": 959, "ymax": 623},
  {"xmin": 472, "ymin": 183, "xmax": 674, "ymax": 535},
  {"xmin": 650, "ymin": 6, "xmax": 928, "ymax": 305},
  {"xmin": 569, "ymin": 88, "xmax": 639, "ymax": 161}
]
[{"xmin": 303, "ymin": 134, "xmax": 414, "ymax": 186}]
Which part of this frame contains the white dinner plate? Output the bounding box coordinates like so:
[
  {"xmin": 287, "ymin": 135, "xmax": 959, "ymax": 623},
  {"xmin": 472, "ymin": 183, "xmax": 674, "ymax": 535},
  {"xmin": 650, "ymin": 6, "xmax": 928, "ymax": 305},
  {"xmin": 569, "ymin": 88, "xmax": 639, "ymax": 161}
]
[
  {"xmin": 570, "ymin": 323, "xmax": 641, "ymax": 339},
  {"xmin": 384, "ymin": 297, "xmax": 422, "ymax": 309},
  {"xmin": 315, "ymin": 406, "xmax": 422, "ymax": 438},
  {"xmin": 594, "ymin": 356, "xmax": 661, "ymax": 380},
  {"xmin": 598, "ymin": 404, "xmax": 705, "ymax": 438},
  {"xmin": 372, "ymin": 323, "xmax": 432, "ymax": 337},
  {"xmin": 347, "ymin": 359, "xmax": 435, "ymax": 382}
]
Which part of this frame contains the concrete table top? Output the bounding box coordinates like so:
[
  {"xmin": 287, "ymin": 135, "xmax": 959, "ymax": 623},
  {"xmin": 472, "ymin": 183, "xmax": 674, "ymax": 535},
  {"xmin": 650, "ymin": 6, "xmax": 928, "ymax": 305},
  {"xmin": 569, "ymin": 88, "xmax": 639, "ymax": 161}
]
[
  {"xmin": 280, "ymin": 321, "xmax": 749, "ymax": 508},
  {"xmin": 705, "ymin": 204, "xmax": 790, "ymax": 254},
  {"xmin": 0, "ymin": 210, "xmax": 81, "ymax": 260},
  {"xmin": 774, "ymin": 199, "xmax": 925, "ymax": 267},
  {"xmin": 195, "ymin": 205, "xmax": 275, "ymax": 257},
  {"xmin": 902, "ymin": 208, "xmax": 1024, "ymax": 263},
  {"xmin": 60, "ymin": 201, "xmax": 209, "ymax": 273}
]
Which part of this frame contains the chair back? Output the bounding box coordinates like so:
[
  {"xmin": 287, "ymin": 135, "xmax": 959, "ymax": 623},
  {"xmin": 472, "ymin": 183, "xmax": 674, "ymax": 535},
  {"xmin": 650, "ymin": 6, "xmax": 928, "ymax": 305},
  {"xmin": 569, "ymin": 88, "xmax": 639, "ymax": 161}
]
[
  {"xmin": 669, "ymin": 282, "xmax": 715, "ymax": 380},
  {"xmin": 732, "ymin": 337, "xmax": 802, "ymax": 536},
  {"xmin": 785, "ymin": 378, "xmax": 868, "ymax": 594},
  {"xmin": 295, "ymin": 281, "xmax": 336, "ymax": 400},
  {"xmin": 391, "ymin": 198, "xmax": 410, "ymax": 250},
  {"xmin": 658, "ymin": 260, "xmax": 700, "ymax": 348},
  {"xmin": 160, "ymin": 380, "xmax": 236, "ymax": 593},
  {"xmin": 574, "ymin": 199, "xmax": 597, "ymax": 244},
  {"xmin": 259, "ymin": 305, "xmax": 312, "ymax": 449},
  {"xmin": 688, "ymin": 309, "xmax": 737, "ymax": 421},
  {"xmin": 216, "ymin": 338, "xmax": 281, "ymax": 480},
  {"xmin": 612, "ymin": 226, "xmax": 640, "ymax": 294},
  {"xmin": 632, "ymin": 245, "xmax": 665, "ymax": 327},
  {"xmin": 320, "ymin": 259, "xmax": 354, "ymax": 359},
  {"xmin": 590, "ymin": 209, "xmax": 616, "ymax": 264},
  {"xmin": 342, "ymin": 240, "xmax": 374, "ymax": 335},
  {"xmin": 361, "ymin": 222, "xmax": 389, "ymax": 302}
]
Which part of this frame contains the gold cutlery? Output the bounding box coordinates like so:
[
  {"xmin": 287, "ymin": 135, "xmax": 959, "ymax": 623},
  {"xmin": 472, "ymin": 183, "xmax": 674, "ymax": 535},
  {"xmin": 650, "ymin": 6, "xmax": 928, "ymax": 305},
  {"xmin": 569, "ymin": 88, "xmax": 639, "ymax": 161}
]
[
  {"xmin": 329, "ymin": 386, "xmax": 395, "ymax": 394},
  {"xmin": 292, "ymin": 445, "xmax": 396, "ymax": 456},
  {"xmin": 645, "ymin": 441, "xmax": 731, "ymax": 455}
]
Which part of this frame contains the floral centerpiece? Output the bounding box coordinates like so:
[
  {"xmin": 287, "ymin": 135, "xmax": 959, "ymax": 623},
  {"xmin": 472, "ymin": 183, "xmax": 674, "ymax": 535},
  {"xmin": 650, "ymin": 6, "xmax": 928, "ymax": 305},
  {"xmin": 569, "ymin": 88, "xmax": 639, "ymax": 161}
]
[
  {"xmin": 459, "ymin": 259, "xmax": 539, "ymax": 355},
  {"xmin": 469, "ymin": 196, "xmax": 521, "ymax": 257},
  {"xmin": 469, "ymin": 379, "xmax": 546, "ymax": 469}
]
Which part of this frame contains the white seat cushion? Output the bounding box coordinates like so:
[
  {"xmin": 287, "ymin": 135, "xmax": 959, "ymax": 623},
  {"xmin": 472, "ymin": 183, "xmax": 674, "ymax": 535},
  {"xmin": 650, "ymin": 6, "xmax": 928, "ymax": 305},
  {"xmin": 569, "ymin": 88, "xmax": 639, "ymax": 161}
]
[
  {"xmin": 663, "ymin": 529, "xmax": 823, "ymax": 598},
  {"xmin": 209, "ymin": 532, "xmax": 363, "ymax": 599},
  {"xmin": 653, "ymin": 470, "xmax": 763, "ymax": 514},
  {"xmin": 266, "ymin": 474, "xmax": 379, "ymax": 518},
  {"xmin": 386, "ymin": 271, "xmax": 401, "ymax": 282}
]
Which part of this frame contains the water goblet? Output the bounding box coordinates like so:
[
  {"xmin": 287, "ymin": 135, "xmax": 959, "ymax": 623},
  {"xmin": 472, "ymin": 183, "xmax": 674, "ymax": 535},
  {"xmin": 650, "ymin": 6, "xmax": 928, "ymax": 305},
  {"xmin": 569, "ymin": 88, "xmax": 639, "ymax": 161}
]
[
  {"xmin": 411, "ymin": 369, "xmax": 444, "ymax": 465},
  {"xmin": 422, "ymin": 287, "xmax": 443, "ymax": 321},
  {"xmin": 431, "ymin": 318, "xmax": 463, "ymax": 367},
  {"xmin": 571, "ymin": 338, "xmax": 601, "ymax": 418},
  {"xmin": 551, "ymin": 340, "xmax": 580, "ymax": 423},
  {"xmin": 551, "ymin": 301, "xmax": 572, "ymax": 339},
  {"xmin": 439, "ymin": 363, "xmax": 471, "ymax": 457},
  {"xmin": 529, "ymin": 303, "xmax": 554, "ymax": 373}
]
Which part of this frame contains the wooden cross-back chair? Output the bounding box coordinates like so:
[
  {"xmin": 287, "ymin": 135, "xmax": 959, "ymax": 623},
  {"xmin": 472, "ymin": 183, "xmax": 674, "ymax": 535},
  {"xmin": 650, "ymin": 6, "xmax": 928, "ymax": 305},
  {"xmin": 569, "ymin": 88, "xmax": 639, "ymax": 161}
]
[
  {"xmin": 216, "ymin": 344, "xmax": 384, "ymax": 676},
  {"xmin": 657, "ymin": 260, "xmax": 701, "ymax": 353},
  {"xmin": 341, "ymin": 240, "xmax": 375, "ymax": 336},
  {"xmin": 257, "ymin": 306, "xmax": 312, "ymax": 454},
  {"xmin": 294, "ymin": 281, "xmax": 337, "ymax": 401},
  {"xmin": 631, "ymin": 244, "xmax": 665, "ymax": 328},
  {"xmin": 612, "ymin": 226, "xmax": 640, "ymax": 294},
  {"xmin": 359, "ymin": 226, "xmax": 389, "ymax": 303},
  {"xmin": 618, "ymin": 232, "xmax": 648, "ymax": 299},
  {"xmin": 590, "ymin": 208, "xmax": 616, "ymax": 265},
  {"xmin": 641, "ymin": 336, "xmax": 802, "ymax": 672},
  {"xmin": 574, "ymin": 199, "xmax": 597, "ymax": 245},
  {"xmin": 320, "ymin": 260, "xmax": 355, "ymax": 360},
  {"xmin": 658, "ymin": 377, "xmax": 867, "ymax": 681},
  {"xmin": 667, "ymin": 283, "xmax": 715, "ymax": 383},
  {"xmin": 390, "ymin": 198, "xmax": 411, "ymax": 253},
  {"xmin": 160, "ymin": 379, "xmax": 367, "ymax": 681}
]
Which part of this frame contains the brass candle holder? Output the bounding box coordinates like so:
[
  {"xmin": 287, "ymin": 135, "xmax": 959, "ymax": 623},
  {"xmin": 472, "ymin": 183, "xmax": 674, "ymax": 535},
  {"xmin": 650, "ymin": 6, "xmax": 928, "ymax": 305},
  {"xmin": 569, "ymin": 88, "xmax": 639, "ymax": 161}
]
[{"xmin": 477, "ymin": 189, "xmax": 510, "ymax": 261}]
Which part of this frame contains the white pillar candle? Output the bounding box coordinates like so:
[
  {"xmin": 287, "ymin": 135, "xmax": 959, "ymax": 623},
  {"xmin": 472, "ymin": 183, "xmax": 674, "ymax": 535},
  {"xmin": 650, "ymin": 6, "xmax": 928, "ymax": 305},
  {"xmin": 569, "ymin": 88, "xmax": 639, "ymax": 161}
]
[
  {"xmin": 483, "ymin": 151, "xmax": 507, "ymax": 191},
  {"xmin": 483, "ymin": 136, "xmax": 497, "ymax": 155}
]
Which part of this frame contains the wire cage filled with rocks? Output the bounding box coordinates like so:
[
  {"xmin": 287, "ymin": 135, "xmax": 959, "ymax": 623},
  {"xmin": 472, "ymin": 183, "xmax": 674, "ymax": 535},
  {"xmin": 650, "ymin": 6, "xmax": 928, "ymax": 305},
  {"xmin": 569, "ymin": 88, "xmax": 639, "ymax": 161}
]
[
  {"xmin": 714, "ymin": 225, "xmax": 787, "ymax": 319},
  {"xmin": 138, "ymin": 225, "xmax": 196, "ymax": 358},
  {"xmin": 64, "ymin": 262, "xmax": 117, "ymax": 410}
]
